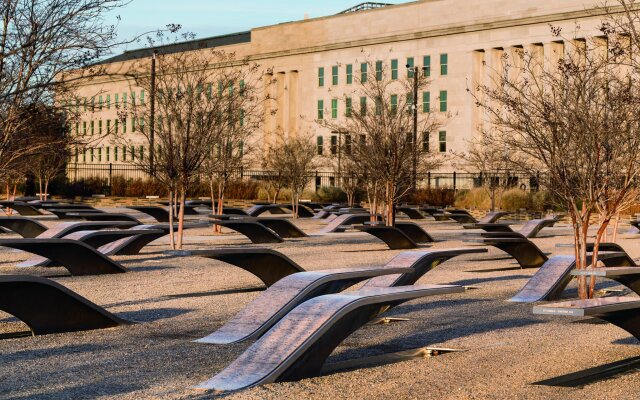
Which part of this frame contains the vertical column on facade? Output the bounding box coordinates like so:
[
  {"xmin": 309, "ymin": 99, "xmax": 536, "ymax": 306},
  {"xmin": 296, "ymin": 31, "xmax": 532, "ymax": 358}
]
[
  {"xmin": 471, "ymin": 50, "xmax": 485, "ymax": 139},
  {"xmin": 544, "ymin": 41, "xmax": 564, "ymax": 74},
  {"xmin": 526, "ymin": 43, "xmax": 545, "ymax": 99},
  {"xmin": 263, "ymin": 72, "xmax": 275, "ymax": 152},
  {"xmin": 288, "ymin": 71, "xmax": 299, "ymax": 137},
  {"xmin": 275, "ymin": 72, "xmax": 287, "ymax": 138},
  {"xmin": 482, "ymin": 48, "xmax": 504, "ymax": 134}
]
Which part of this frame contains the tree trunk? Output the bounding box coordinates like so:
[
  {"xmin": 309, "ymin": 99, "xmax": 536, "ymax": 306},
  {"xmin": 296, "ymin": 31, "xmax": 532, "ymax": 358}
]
[
  {"xmin": 44, "ymin": 179, "xmax": 49, "ymax": 200},
  {"xmin": 168, "ymin": 189, "xmax": 175, "ymax": 250},
  {"xmin": 215, "ymin": 179, "xmax": 226, "ymax": 234},
  {"xmin": 38, "ymin": 177, "xmax": 43, "ymax": 201},
  {"xmin": 611, "ymin": 212, "xmax": 620, "ymax": 243},
  {"xmin": 176, "ymin": 187, "xmax": 186, "ymax": 249}
]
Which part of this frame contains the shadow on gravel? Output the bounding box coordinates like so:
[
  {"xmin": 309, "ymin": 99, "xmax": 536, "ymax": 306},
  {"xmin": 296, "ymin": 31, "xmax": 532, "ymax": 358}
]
[
  {"xmin": 449, "ymin": 275, "xmax": 531, "ymax": 286},
  {"xmin": 1, "ymin": 343, "xmax": 108, "ymax": 362},
  {"xmin": 119, "ymin": 307, "xmax": 193, "ymax": 322},
  {"xmin": 103, "ymin": 286, "xmax": 263, "ymax": 309},
  {"xmin": 4, "ymin": 380, "xmax": 142, "ymax": 400}
]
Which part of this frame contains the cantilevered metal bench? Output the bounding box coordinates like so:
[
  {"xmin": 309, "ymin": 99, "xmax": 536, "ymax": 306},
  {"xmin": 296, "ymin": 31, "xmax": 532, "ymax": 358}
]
[
  {"xmin": 195, "ymin": 284, "xmax": 464, "ymax": 392},
  {"xmin": 70, "ymin": 212, "xmax": 142, "ymax": 223},
  {"xmin": 533, "ymin": 297, "xmax": 640, "ymax": 340},
  {"xmin": 220, "ymin": 207, "xmax": 250, "ymax": 216},
  {"xmin": 1, "ymin": 202, "xmax": 44, "ymax": 216},
  {"xmin": 196, "ymin": 247, "xmax": 486, "ymax": 345},
  {"xmin": 126, "ymin": 206, "xmax": 173, "ymax": 222},
  {"xmin": 463, "ymin": 237, "xmax": 549, "ymax": 269},
  {"xmin": 571, "ymin": 267, "xmax": 640, "ymax": 296},
  {"xmin": 432, "ymin": 209, "xmax": 472, "ymax": 221},
  {"xmin": 356, "ymin": 225, "xmax": 419, "ymax": 249},
  {"xmin": 0, "ymin": 217, "xmax": 137, "ymax": 238},
  {"xmin": 0, "ymin": 275, "xmax": 128, "ymax": 335},
  {"xmin": 396, "ymin": 206, "xmax": 425, "ymax": 220},
  {"xmin": 47, "ymin": 208, "xmax": 106, "ymax": 219},
  {"xmin": 0, "ymin": 239, "xmax": 128, "ymax": 275},
  {"xmin": 509, "ymin": 252, "xmax": 636, "ymax": 303},
  {"xmin": 465, "ymin": 216, "xmax": 558, "ymax": 238},
  {"xmin": 209, "ymin": 220, "xmax": 284, "ymax": 243},
  {"xmin": 39, "ymin": 203, "xmax": 95, "ymax": 210},
  {"xmin": 170, "ymin": 248, "xmax": 305, "ymax": 286},
  {"xmin": 448, "ymin": 210, "xmax": 510, "ymax": 224},
  {"xmin": 276, "ymin": 204, "xmax": 315, "ymax": 218},
  {"xmin": 319, "ymin": 213, "xmax": 381, "ymax": 234},
  {"xmin": 17, "ymin": 229, "xmax": 164, "ymax": 267},
  {"xmin": 246, "ymin": 204, "xmax": 289, "ymax": 217},
  {"xmin": 254, "ymin": 218, "xmax": 307, "ymax": 238}
]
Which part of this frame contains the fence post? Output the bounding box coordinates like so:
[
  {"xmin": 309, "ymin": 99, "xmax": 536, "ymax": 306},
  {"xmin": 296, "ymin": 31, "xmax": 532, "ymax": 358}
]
[
  {"xmin": 453, "ymin": 171, "xmax": 457, "ymax": 193},
  {"xmin": 427, "ymin": 171, "xmax": 431, "ymax": 189},
  {"xmin": 240, "ymin": 166, "xmax": 244, "ymax": 180},
  {"xmin": 108, "ymin": 163, "xmax": 113, "ymax": 196}
]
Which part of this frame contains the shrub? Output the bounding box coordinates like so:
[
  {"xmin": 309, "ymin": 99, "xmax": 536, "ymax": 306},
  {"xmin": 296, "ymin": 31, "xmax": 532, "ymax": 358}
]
[
  {"xmin": 405, "ymin": 187, "xmax": 455, "ymax": 207},
  {"xmin": 316, "ymin": 186, "xmax": 347, "ymax": 202},
  {"xmin": 454, "ymin": 188, "xmax": 491, "ymax": 209},
  {"xmin": 500, "ymin": 188, "xmax": 530, "ymax": 211}
]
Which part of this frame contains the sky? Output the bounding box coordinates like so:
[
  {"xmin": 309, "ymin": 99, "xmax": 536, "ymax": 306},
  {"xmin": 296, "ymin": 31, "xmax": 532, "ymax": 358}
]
[{"xmin": 107, "ymin": 0, "xmax": 407, "ymax": 52}]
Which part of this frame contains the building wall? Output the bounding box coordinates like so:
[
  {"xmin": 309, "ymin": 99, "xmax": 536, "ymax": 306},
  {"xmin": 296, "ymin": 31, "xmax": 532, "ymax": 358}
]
[{"xmin": 71, "ymin": 0, "xmax": 609, "ymax": 170}]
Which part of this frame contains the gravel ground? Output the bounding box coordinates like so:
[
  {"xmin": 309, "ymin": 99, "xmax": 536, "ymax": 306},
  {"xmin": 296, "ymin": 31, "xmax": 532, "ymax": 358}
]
[{"xmin": 0, "ymin": 210, "xmax": 639, "ymax": 399}]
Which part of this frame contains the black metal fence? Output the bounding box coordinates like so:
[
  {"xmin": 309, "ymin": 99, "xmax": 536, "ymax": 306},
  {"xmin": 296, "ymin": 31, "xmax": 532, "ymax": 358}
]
[{"xmin": 65, "ymin": 163, "xmax": 544, "ymax": 194}]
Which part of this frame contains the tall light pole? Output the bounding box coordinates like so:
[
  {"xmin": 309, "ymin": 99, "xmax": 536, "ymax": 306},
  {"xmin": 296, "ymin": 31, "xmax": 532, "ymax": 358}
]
[
  {"xmin": 149, "ymin": 50, "xmax": 158, "ymax": 174},
  {"xmin": 407, "ymin": 64, "xmax": 419, "ymax": 191}
]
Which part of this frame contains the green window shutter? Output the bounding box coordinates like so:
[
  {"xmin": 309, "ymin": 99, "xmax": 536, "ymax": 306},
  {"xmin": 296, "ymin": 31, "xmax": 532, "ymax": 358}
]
[
  {"xmin": 115, "ymin": 94, "xmax": 119, "ymax": 105},
  {"xmin": 318, "ymin": 67, "xmax": 325, "ymax": 87},
  {"xmin": 331, "ymin": 99, "xmax": 338, "ymax": 119},
  {"xmin": 106, "ymin": 94, "xmax": 111, "ymax": 109},
  {"xmin": 98, "ymin": 120, "xmax": 102, "ymax": 135},
  {"xmin": 360, "ymin": 96, "xmax": 367, "ymax": 115},
  {"xmin": 140, "ymin": 90, "xmax": 145, "ymax": 105},
  {"xmin": 407, "ymin": 57, "xmax": 415, "ymax": 78},
  {"xmin": 439, "ymin": 131, "xmax": 447, "ymax": 152},
  {"xmin": 391, "ymin": 59, "xmax": 398, "ymax": 80},
  {"xmin": 422, "ymin": 92, "xmax": 430, "ymax": 112},
  {"xmin": 345, "ymin": 97, "xmax": 352, "ymax": 117},
  {"xmin": 316, "ymin": 136, "xmax": 324, "ymax": 155},
  {"xmin": 332, "ymin": 66, "xmax": 338, "ymax": 85},
  {"xmin": 317, "ymin": 100, "xmax": 324, "ymax": 120},
  {"xmin": 422, "ymin": 132, "xmax": 430, "ymax": 152},
  {"xmin": 375, "ymin": 61, "xmax": 383, "ymax": 81},
  {"xmin": 82, "ymin": 121, "xmax": 87, "ymax": 136},
  {"xmin": 390, "ymin": 94, "xmax": 398, "ymax": 114},
  {"xmin": 440, "ymin": 54, "xmax": 448, "ymax": 75},
  {"xmin": 90, "ymin": 121, "xmax": 94, "ymax": 135},
  {"xmin": 123, "ymin": 93, "xmax": 127, "ymax": 106},
  {"xmin": 346, "ymin": 64, "xmax": 353, "ymax": 84},
  {"xmin": 423, "ymin": 55, "xmax": 431, "ymax": 77},
  {"xmin": 361, "ymin": 63, "xmax": 368, "ymax": 83},
  {"xmin": 106, "ymin": 146, "xmax": 110, "ymax": 162},
  {"xmin": 98, "ymin": 147, "xmax": 102, "ymax": 162},
  {"xmin": 114, "ymin": 146, "xmax": 118, "ymax": 161},
  {"xmin": 122, "ymin": 118, "xmax": 127, "ymax": 133},
  {"xmin": 98, "ymin": 95, "xmax": 103, "ymax": 110},
  {"xmin": 439, "ymin": 90, "xmax": 448, "ymax": 112}
]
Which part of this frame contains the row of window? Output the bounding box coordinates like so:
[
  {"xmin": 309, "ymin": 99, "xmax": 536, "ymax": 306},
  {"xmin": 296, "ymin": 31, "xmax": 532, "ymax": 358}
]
[
  {"xmin": 316, "ymin": 91, "xmax": 448, "ymax": 120},
  {"xmin": 318, "ymin": 54, "xmax": 448, "ymax": 87},
  {"xmin": 69, "ymin": 91, "xmax": 145, "ymax": 112},
  {"xmin": 74, "ymin": 146, "xmax": 144, "ymax": 163},
  {"xmin": 315, "ymin": 131, "xmax": 447, "ymax": 155},
  {"xmin": 74, "ymin": 118, "xmax": 145, "ymax": 136}
]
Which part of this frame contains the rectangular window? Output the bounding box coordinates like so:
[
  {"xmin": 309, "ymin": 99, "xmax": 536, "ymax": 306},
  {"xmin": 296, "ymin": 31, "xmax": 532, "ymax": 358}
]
[
  {"xmin": 439, "ymin": 131, "xmax": 447, "ymax": 152},
  {"xmin": 317, "ymin": 100, "xmax": 324, "ymax": 120},
  {"xmin": 207, "ymin": 83, "xmax": 213, "ymax": 99},
  {"xmin": 330, "ymin": 135, "xmax": 338, "ymax": 155},
  {"xmin": 98, "ymin": 147, "xmax": 102, "ymax": 162},
  {"xmin": 83, "ymin": 121, "xmax": 87, "ymax": 136},
  {"xmin": 98, "ymin": 120, "xmax": 102, "ymax": 135},
  {"xmin": 407, "ymin": 57, "xmax": 415, "ymax": 78},
  {"xmin": 82, "ymin": 149, "xmax": 86, "ymax": 163},
  {"xmin": 74, "ymin": 147, "xmax": 79, "ymax": 163},
  {"xmin": 106, "ymin": 147, "xmax": 110, "ymax": 162},
  {"xmin": 131, "ymin": 92, "xmax": 136, "ymax": 106},
  {"xmin": 332, "ymin": 66, "xmax": 338, "ymax": 85},
  {"xmin": 123, "ymin": 93, "xmax": 127, "ymax": 106},
  {"xmin": 375, "ymin": 61, "xmax": 383, "ymax": 81},
  {"xmin": 106, "ymin": 119, "xmax": 111, "ymax": 134},
  {"xmin": 122, "ymin": 118, "xmax": 127, "ymax": 133},
  {"xmin": 422, "ymin": 132, "xmax": 430, "ymax": 152},
  {"xmin": 423, "ymin": 91, "xmax": 430, "ymax": 112},
  {"xmin": 360, "ymin": 63, "xmax": 368, "ymax": 83},
  {"xmin": 140, "ymin": 90, "xmax": 145, "ymax": 105},
  {"xmin": 83, "ymin": 98, "xmax": 87, "ymax": 111},
  {"xmin": 360, "ymin": 96, "xmax": 367, "ymax": 116},
  {"xmin": 391, "ymin": 59, "xmax": 398, "ymax": 80},
  {"xmin": 345, "ymin": 97, "xmax": 352, "ymax": 117},
  {"xmin": 318, "ymin": 67, "xmax": 325, "ymax": 87},
  {"xmin": 439, "ymin": 90, "xmax": 448, "ymax": 112},
  {"xmin": 131, "ymin": 118, "xmax": 136, "ymax": 132},
  {"xmin": 114, "ymin": 119, "xmax": 119, "ymax": 134},
  {"xmin": 139, "ymin": 118, "xmax": 144, "ymax": 131},
  {"xmin": 114, "ymin": 146, "xmax": 118, "ymax": 161},
  {"xmin": 375, "ymin": 97, "xmax": 382, "ymax": 115},
  {"xmin": 91, "ymin": 97, "xmax": 95, "ymax": 110},
  {"xmin": 331, "ymin": 99, "xmax": 338, "ymax": 119},
  {"xmin": 139, "ymin": 145, "xmax": 144, "ymax": 160},
  {"xmin": 346, "ymin": 64, "xmax": 353, "ymax": 84},
  {"xmin": 98, "ymin": 95, "xmax": 103, "ymax": 110},
  {"xmin": 115, "ymin": 93, "xmax": 119, "ymax": 106},
  {"xmin": 90, "ymin": 121, "xmax": 94, "ymax": 135},
  {"xmin": 390, "ymin": 94, "xmax": 398, "ymax": 114},
  {"xmin": 106, "ymin": 94, "xmax": 111, "ymax": 109},
  {"xmin": 345, "ymin": 134, "xmax": 352, "ymax": 155},
  {"xmin": 130, "ymin": 145, "xmax": 135, "ymax": 160},
  {"xmin": 316, "ymin": 136, "xmax": 324, "ymax": 155},
  {"xmin": 423, "ymin": 55, "xmax": 431, "ymax": 77},
  {"xmin": 440, "ymin": 54, "xmax": 448, "ymax": 75},
  {"xmin": 90, "ymin": 148, "xmax": 94, "ymax": 162}
]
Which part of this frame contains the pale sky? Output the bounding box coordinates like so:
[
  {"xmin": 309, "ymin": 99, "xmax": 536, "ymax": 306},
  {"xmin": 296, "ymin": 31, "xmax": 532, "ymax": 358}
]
[{"xmin": 107, "ymin": 0, "xmax": 407, "ymax": 52}]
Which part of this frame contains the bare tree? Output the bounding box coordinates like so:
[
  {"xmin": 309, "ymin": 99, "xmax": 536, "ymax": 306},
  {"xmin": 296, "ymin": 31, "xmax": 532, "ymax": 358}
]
[
  {"xmin": 472, "ymin": 29, "xmax": 640, "ymax": 298},
  {"xmin": 323, "ymin": 58, "xmax": 447, "ymax": 225},
  {"xmin": 123, "ymin": 38, "xmax": 270, "ymax": 248},
  {"xmin": 262, "ymin": 132, "xmax": 321, "ymax": 218}
]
